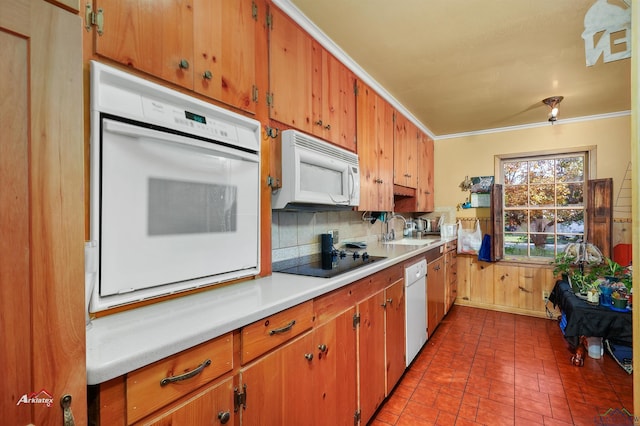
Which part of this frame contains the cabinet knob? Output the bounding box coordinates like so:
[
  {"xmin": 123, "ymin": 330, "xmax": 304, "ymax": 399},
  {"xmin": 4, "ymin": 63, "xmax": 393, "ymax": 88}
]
[
  {"xmin": 304, "ymin": 353, "xmax": 314, "ymax": 360},
  {"xmin": 324, "ymin": 124, "xmax": 331, "ymax": 130},
  {"xmin": 218, "ymin": 411, "xmax": 231, "ymax": 424},
  {"xmin": 203, "ymin": 70, "xmax": 213, "ymax": 80},
  {"xmin": 178, "ymin": 59, "xmax": 190, "ymax": 70},
  {"xmin": 387, "ymin": 298, "xmax": 393, "ymax": 305},
  {"xmin": 315, "ymin": 119, "xmax": 323, "ymax": 126},
  {"xmin": 318, "ymin": 344, "xmax": 327, "ymax": 352}
]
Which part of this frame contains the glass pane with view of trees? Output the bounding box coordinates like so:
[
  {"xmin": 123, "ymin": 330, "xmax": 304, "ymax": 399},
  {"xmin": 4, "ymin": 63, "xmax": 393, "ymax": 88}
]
[{"xmin": 503, "ymin": 155, "xmax": 584, "ymax": 258}]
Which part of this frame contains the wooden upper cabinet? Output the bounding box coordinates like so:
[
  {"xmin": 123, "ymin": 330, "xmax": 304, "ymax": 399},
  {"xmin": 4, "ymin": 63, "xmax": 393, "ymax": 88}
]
[
  {"xmin": 193, "ymin": 0, "xmax": 257, "ymax": 113},
  {"xmin": 269, "ymin": 6, "xmax": 313, "ymax": 131},
  {"xmin": 356, "ymin": 81, "xmax": 394, "ymax": 211},
  {"xmin": 95, "ymin": 0, "xmax": 195, "ymax": 89},
  {"xmin": 416, "ymin": 132, "xmax": 434, "ymax": 212},
  {"xmin": 94, "ymin": 0, "xmax": 258, "ymax": 113},
  {"xmin": 393, "ymin": 114, "xmax": 418, "ymax": 188},
  {"xmin": 311, "ymin": 41, "xmax": 357, "ymax": 151}
]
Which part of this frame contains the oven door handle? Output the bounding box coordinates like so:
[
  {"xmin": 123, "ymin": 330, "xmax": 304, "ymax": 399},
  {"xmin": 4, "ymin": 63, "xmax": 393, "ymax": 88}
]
[{"xmin": 102, "ymin": 119, "xmax": 258, "ymax": 162}]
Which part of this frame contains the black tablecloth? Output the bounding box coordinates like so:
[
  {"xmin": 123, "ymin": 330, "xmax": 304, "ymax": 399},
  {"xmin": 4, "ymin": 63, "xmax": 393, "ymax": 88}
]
[{"xmin": 549, "ymin": 280, "xmax": 632, "ymax": 348}]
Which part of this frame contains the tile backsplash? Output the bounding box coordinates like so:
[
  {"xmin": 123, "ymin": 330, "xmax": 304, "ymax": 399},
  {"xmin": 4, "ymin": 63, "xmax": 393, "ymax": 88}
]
[{"xmin": 271, "ymin": 210, "xmax": 401, "ymax": 262}]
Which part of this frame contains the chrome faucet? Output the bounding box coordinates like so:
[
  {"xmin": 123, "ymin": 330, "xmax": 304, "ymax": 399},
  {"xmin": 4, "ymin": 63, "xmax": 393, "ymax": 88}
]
[{"xmin": 383, "ymin": 213, "xmax": 407, "ymax": 241}]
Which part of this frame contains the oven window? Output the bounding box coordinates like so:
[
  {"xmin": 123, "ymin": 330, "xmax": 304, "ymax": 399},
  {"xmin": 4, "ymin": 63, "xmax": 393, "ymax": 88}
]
[
  {"xmin": 148, "ymin": 178, "xmax": 237, "ymax": 235},
  {"xmin": 300, "ymin": 162, "xmax": 343, "ymax": 194}
]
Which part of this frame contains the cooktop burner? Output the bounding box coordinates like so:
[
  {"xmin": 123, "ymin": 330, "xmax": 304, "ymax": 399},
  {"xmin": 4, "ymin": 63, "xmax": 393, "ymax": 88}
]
[{"xmin": 272, "ymin": 251, "xmax": 386, "ymax": 278}]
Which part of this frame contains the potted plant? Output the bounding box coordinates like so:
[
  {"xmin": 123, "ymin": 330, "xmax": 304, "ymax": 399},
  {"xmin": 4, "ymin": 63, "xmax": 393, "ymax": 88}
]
[{"xmin": 551, "ymin": 253, "xmax": 577, "ymax": 282}]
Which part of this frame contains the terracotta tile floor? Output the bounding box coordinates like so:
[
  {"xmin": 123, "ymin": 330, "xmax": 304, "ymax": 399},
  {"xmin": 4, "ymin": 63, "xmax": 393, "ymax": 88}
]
[{"xmin": 371, "ymin": 305, "xmax": 633, "ymax": 426}]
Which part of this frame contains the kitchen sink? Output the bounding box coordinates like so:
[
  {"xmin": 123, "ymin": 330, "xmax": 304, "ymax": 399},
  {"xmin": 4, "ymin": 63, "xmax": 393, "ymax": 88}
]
[{"xmin": 383, "ymin": 237, "xmax": 441, "ymax": 246}]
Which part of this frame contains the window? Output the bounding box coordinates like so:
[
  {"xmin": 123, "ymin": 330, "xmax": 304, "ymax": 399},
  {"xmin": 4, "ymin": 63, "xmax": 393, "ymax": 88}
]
[{"xmin": 499, "ymin": 152, "xmax": 587, "ymax": 259}]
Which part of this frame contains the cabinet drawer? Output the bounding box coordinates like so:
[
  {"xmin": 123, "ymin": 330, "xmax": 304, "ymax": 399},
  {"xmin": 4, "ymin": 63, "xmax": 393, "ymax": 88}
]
[
  {"xmin": 241, "ymin": 300, "xmax": 314, "ymax": 364},
  {"xmin": 445, "ymin": 240, "xmax": 457, "ymax": 252},
  {"xmin": 126, "ymin": 333, "xmax": 233, "ymax": 424}
]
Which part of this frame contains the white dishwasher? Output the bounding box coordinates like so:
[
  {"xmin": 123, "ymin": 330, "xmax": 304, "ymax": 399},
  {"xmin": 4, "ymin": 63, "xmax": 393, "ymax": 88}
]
[{"xmin": 405, "ymin": 258, "xmax": 427, "ymax": 366}]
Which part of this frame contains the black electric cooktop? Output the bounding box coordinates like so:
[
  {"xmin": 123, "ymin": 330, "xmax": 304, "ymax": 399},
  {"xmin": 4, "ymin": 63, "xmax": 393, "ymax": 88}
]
[{"xmin": 272, "ymin": 251, "xmax": 386, "ymax": 278}]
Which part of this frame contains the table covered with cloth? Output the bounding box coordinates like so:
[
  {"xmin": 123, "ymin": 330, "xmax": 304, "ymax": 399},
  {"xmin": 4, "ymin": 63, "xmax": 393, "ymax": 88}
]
[{"xmin": 549, "ymin": 280, "xmax": 632, "ymax": 348}]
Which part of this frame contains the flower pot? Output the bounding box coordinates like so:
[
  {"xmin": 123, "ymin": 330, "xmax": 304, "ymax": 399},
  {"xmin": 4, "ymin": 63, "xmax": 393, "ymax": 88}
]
[{"xmin": 611, "ymin": 297, "xmax": 628, "ymax": 310}]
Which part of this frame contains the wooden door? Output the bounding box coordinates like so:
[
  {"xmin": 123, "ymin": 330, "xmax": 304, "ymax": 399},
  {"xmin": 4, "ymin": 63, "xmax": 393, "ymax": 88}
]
[
  {"xmin": 384, "ymin": 279, "xmax": 405, "ymax": 395},
  {"xmin": 95, "ymin": 0, "xmax": 194, "ymax": 89},
  {"xmin": 321, "ymin": 50, "xmax": 356, "ymax": 151},
  {"xmin": 357, "ymin": 291, "xmax": 385, "ymax": 424},
  {"xmin": 1, "ymin": 0, "xmax": 86, "ymax": 424},
  {"xmin": 137, "ymin": 377, "xmax": 234, "ymax": 426},
  {"xmin": 356, "ymin": 81, "xmax": 379, "ymax": 211},
  {"xmin": 393, "ymin": 113, "xmax": 409, "ymax": 186},
  {"xmin": 587, "ymin": 178, "xmax": 613, "ymax": 259},
  {"xmin": 418, "ymin": 134, "xmax": 434, "ymax": 212},
  {"xmin": 193, "ymin": 0, "xmax": 256, "ymax": 113},
  {"xmin": 240, "ymin": 332, "xmax": 314, "ymax": 425},
  {"xmin": 377, "ymin": 94, "xmax": 395, "ymax": 210},
  {"xmin": 313, "ymin": 308, "xmax": 357, "ymax": 426},
  {"xmin": 427, "ymin": 257, "xmax": 445, "ymax": 336},
  {"xmin": 269, "ymin": 6, "xmax": 313, "ymax": 131}
]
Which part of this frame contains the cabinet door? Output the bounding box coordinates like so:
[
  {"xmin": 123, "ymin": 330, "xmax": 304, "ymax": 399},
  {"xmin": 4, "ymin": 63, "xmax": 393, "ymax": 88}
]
[
  {"xmin": 136, "ymin": 377, "xmax": 234, "ymax": 426},
  {"xmin": 314, "ymin": 308, "xmax": 357, "ymax": 426},
  {"xmin": 416, "ymin": 133, "xmax": 434, "ymax": 212},
  {"xmin": 357, "ymin": 290, "xmax": 385, "ymax": 424},
  {"xmin": 320, "ymin": 49, "xmax": 356, "ymax": 151},
  {"xmin": 269, "ymin": 6, "xmax": 313, "ymax": 131},
  {"xmin": 427, "ymin": 256, "xmax": 445, "ymax": 337},
  {"xmin": 384, "ymin": 279, "xmax": 405, "ymax": 395},
  {"xmin": 95, "ymin": 0, "xmax": 194, "ymax": 89},
  {"xmin": 356, "ymin": 82, "xmax": 394, "ymax": 211},
  {"xmin": 240, "ymin": 332, "xmax": 314, "ymax": 425},
  {"xmin": 393, "ymin": 114, "xmax": 417, "ymax": 188},
  {"xmin": 1, "ymin": 2, "xmax": 86, "ymax": 424},
  {"xmin": 193, "ymin": 0, "xmax": 256, "ymax": 113}
]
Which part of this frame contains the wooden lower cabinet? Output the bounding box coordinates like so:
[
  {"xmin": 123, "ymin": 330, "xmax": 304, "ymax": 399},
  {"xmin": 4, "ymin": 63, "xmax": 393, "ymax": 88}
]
[
  {"xmin": 444, "ymin": 242, "xmax": 458, "ymax": 314},
  {"xmin": 239, "ymin": 307, "xmax": 357, "ymax": 426},
  {"xmin": 134, "ymin": 377, "xmax": 234, "ymax": 426},
  {"xmin": 357, "ymin": 290, "xmax": 386, "ymax": 423},
  {"xmin": 427, "ymin": 256, "xmax": 445, "ymax": 338},
  {"xmin": 357, "ymin": 278, "xmax": 406, "ymax": 425}
]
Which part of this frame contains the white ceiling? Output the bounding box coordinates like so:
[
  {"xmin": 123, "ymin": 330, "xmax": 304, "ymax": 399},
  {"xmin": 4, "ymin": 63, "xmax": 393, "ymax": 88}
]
[{"xmin": 279, "ymin": 0, "xmax": 631, "ymax": 138}]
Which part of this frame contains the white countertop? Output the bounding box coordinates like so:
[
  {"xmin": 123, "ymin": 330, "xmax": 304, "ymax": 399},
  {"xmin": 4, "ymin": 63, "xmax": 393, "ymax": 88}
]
[{"xmin": 85, "ymin": 237, "xmax": 450, "ymax": 385}]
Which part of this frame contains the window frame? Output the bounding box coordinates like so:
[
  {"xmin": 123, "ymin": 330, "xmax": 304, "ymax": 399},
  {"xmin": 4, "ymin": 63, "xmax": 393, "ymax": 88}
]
[{"xmin": 493, "ymin": 146, "xmax": 597, "ymax": 262}]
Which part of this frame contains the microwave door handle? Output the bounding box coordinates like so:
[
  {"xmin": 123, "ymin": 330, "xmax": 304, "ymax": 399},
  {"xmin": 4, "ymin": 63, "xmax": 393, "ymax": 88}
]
[{"xmin": 348, "ymin": 169, "xmax": 355, "ymax": 202}]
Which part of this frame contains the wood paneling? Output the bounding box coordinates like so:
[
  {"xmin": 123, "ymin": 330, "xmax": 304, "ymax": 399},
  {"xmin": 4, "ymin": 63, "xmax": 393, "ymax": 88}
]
[{"xmin": 1, "ymin": 1, "xmax": 86, "ymax": 424}]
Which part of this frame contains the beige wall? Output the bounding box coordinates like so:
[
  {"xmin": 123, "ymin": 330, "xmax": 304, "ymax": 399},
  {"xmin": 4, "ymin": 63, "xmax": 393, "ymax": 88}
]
[{"xmin": 434, "ymin": 115, "xmax": 632, "ymax": 221}]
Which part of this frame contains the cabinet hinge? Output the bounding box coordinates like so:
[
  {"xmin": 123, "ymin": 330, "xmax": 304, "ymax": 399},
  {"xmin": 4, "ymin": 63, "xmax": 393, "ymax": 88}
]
[
  {"xmin": 252, "ymin": 0, "xmax": 258, "ymax": 21},
  {"xmin": 234, "ymin": 384, "xmax": 247, "ymax": 412},
  {"xmin": 84, "ymin": 3, "xmax": 104, "ymax": 36},
  {"xmin": 267, "ymin": 175, "xmax": 281, "ymax": 188},
  {"xmin": 352, "ymin": 313, "xmax": 360, "ymax": 329},
  {"xmin": 266, "ymin": 12, "xmax": 273, "ymax": 29},
  {"xmin": 354, "ymin": 409, "xmax": 361, "ymax": 425},
  {"xmin": 252, "ymin": 85, "xmax": 259, "ymax": 103},
  {"xmin": 266, "ymin": 92, "xmax": 274, "ymax": 107},
  {"xmin": 353, "ymin": 81, "xmax": 359, "ymax": 96}
]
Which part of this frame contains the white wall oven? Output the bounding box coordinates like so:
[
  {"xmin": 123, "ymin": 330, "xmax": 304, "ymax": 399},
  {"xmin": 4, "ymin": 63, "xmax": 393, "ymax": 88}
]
[{"xmin": 88, "ymin": 61, "xmax": 261, "ymax": 313}]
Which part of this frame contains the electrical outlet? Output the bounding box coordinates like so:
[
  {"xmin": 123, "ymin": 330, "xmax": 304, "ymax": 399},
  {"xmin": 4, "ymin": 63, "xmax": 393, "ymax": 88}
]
[
  {"xmin": 542, "ymin": 290, "xmax": 550, "ymax": 301},
  {"xmin": 328, "ymin": 229, "xmax": 339, "ymax": 243}
]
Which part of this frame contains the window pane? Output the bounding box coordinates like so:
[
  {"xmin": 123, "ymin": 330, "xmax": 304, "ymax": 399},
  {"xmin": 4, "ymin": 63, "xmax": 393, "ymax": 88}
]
[
  {"xmin": 556, "ymin": 157, "xmax": 584, "ymax": 183},
  {"xmin": 504, "ymin": 233, "xmax": 528, "ymax": 256},
  {"xmin": 505, "ymin": 210, "xmax": 528, "ymax": 231},
  {"xmin": 556, "ymin": 209, "xmax": 584, "ymax": 233},
  {"xmin": 503, "ymin": 161, "xmax": 528, "ymax": 185},
  {"xmin": 529, "ymin": 160, "xmax": 555, "ymax": 184},
  {"xmin": 557, "ymin": 183, "xmax": 584, "ymax": 206},
  {"xmin": 529, "ymin": 184, "xmax": 554, "ymax": 206},
  {"xmin": 505, "ymin": 185, "xmax": 528, "ymax": 207}
]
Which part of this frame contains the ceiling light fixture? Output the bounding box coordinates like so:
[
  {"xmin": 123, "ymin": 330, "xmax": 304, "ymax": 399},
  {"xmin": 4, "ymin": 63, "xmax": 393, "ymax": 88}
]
[{"xmin": 542, "ymin": 96, "xmax": 564, "ymax": 123}]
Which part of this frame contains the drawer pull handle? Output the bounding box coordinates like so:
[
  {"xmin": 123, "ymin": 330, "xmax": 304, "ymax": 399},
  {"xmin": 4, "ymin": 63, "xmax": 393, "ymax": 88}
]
[
  {"xmin": 269, "ymin": 320, "xmax": 296, "ymax": 335},
  {"xmin": 160, "ymin": 359, "xmax": 211, "ymax": 386}
]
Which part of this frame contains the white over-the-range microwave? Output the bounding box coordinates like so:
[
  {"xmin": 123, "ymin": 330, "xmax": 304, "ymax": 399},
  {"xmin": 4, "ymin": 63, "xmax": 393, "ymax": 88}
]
[{"xmin": 272, "ymin": 130, "xmax": 360, "ymax": 210}]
